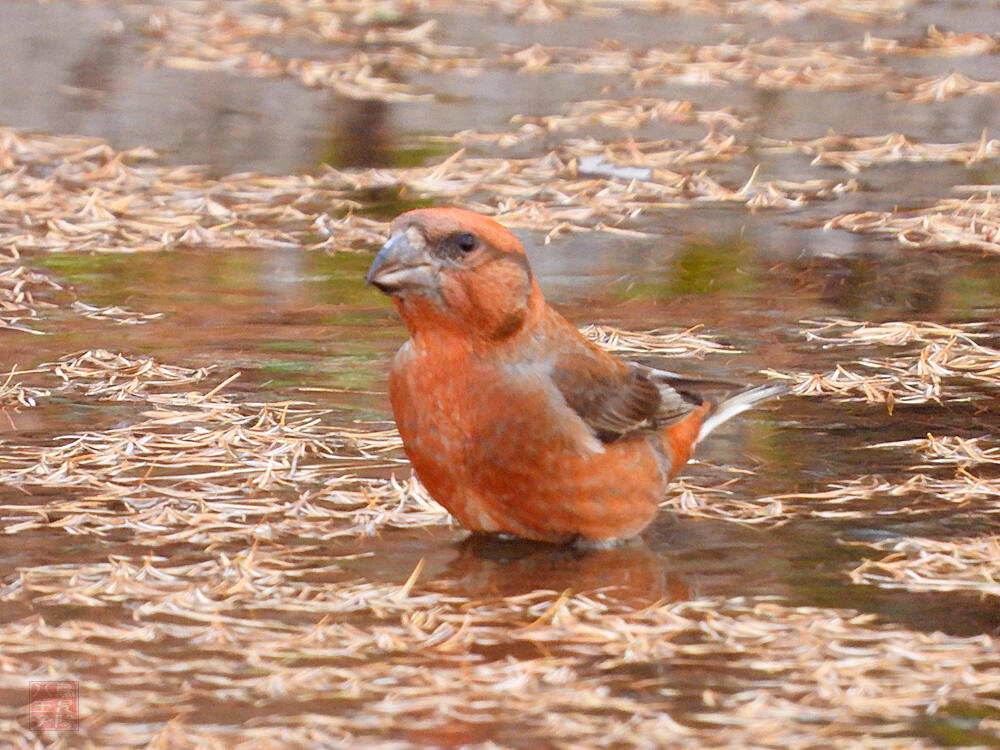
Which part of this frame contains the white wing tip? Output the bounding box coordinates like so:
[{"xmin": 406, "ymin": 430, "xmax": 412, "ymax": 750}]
[{"xmin": 697, "ymin": 382, "xmax": 790, "ymax": 443}]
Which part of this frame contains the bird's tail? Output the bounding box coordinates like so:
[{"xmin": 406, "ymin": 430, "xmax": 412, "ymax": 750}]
[{"xmin": 697, "ymin": 382, "xmax": 789, "ymax": 444}]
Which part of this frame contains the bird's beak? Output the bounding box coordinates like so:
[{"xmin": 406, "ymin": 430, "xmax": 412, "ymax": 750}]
[{"xmin": 365, "ymin": 229, "xmax": 436, "ymax": 295}]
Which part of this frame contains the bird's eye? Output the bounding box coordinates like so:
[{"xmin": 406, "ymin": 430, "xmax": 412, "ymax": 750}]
[{"xmin": 456, "ymin": 232, "xmax": 477, "ymax": 253}]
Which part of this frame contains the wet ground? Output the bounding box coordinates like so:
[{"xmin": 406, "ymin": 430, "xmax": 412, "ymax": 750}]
[{"xmin": 3, "ymin": 1, "xmax": 1000, "ymax": 748}]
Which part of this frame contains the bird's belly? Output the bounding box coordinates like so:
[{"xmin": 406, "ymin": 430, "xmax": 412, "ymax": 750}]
[
  {"xmin": 465, "ymin": 435, "xmax": 665, "ymax": 542},
  {"xmin": 390, "ymin": 363, "xmax": 665, "ymax": 542}
]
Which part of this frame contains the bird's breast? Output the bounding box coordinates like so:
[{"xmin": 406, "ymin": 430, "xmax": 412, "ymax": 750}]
[
  {"xmin": 386, "ymin": 336, "xmax": 670, "ymax": 542},
  {"xmin": 390, "ymin": 342, "xmax": 558, "ymax": 457}
]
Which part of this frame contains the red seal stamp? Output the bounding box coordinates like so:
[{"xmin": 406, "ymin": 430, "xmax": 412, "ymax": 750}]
[{"xmin": 28, "ymin": 681, "xmax": 79, "ymax": 731}]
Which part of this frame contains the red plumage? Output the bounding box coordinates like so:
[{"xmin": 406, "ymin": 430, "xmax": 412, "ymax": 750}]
[{"xmin": 366, "ymin": 207, "xmax": 784, "ymax": 545}]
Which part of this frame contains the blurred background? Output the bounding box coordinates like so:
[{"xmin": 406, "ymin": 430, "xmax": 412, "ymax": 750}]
[{"xmin": 4, "ymin": 2, "xmax": 1000, "ymax": 748}]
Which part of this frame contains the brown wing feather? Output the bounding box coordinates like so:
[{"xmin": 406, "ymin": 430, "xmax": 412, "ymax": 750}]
[
  {"xmin": 552, "ymin": 352, "xmax": 703, "ymax": 444},
  {"xmin": 642, "ymin": 365, "xmax": 706, "ymax": 424}
]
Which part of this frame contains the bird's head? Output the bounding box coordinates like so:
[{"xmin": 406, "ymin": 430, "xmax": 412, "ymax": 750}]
[{"xmin": 365, "ymin": 207, "xmax": 543, "ymax": 341}]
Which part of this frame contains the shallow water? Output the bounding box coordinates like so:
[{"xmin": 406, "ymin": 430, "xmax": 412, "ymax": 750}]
[{"xmin": 4, "ymin": 1, "xmax": 1000, "ymax": 748}]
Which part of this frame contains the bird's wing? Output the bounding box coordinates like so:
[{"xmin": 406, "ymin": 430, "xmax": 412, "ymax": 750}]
[{"xmin": 551, "ymin": 350, "xmax": 702, "ymax": 443}]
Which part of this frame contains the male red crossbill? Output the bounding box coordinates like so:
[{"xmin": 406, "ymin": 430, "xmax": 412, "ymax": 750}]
[{"xmin": 366, "ymin": 207, "xmax": 786, "ymax": 545}]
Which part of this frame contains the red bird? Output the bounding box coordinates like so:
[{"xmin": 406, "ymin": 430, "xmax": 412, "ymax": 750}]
[{"xmin": 366, "ymin": 207, "xmax": 786, "ymax": 546}]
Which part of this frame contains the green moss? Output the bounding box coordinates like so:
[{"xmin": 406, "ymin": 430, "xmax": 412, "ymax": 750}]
[
  {"xmin": 916, "ymin": 703, "xmax": 1000, "ymax": 747},
  {"xmin": 669, "ymin": 236, "xmax": 756, "ymax": 296},
  {"xmin": 613, "ymin": 234, "xmax": 757, "ymax": 301}
]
